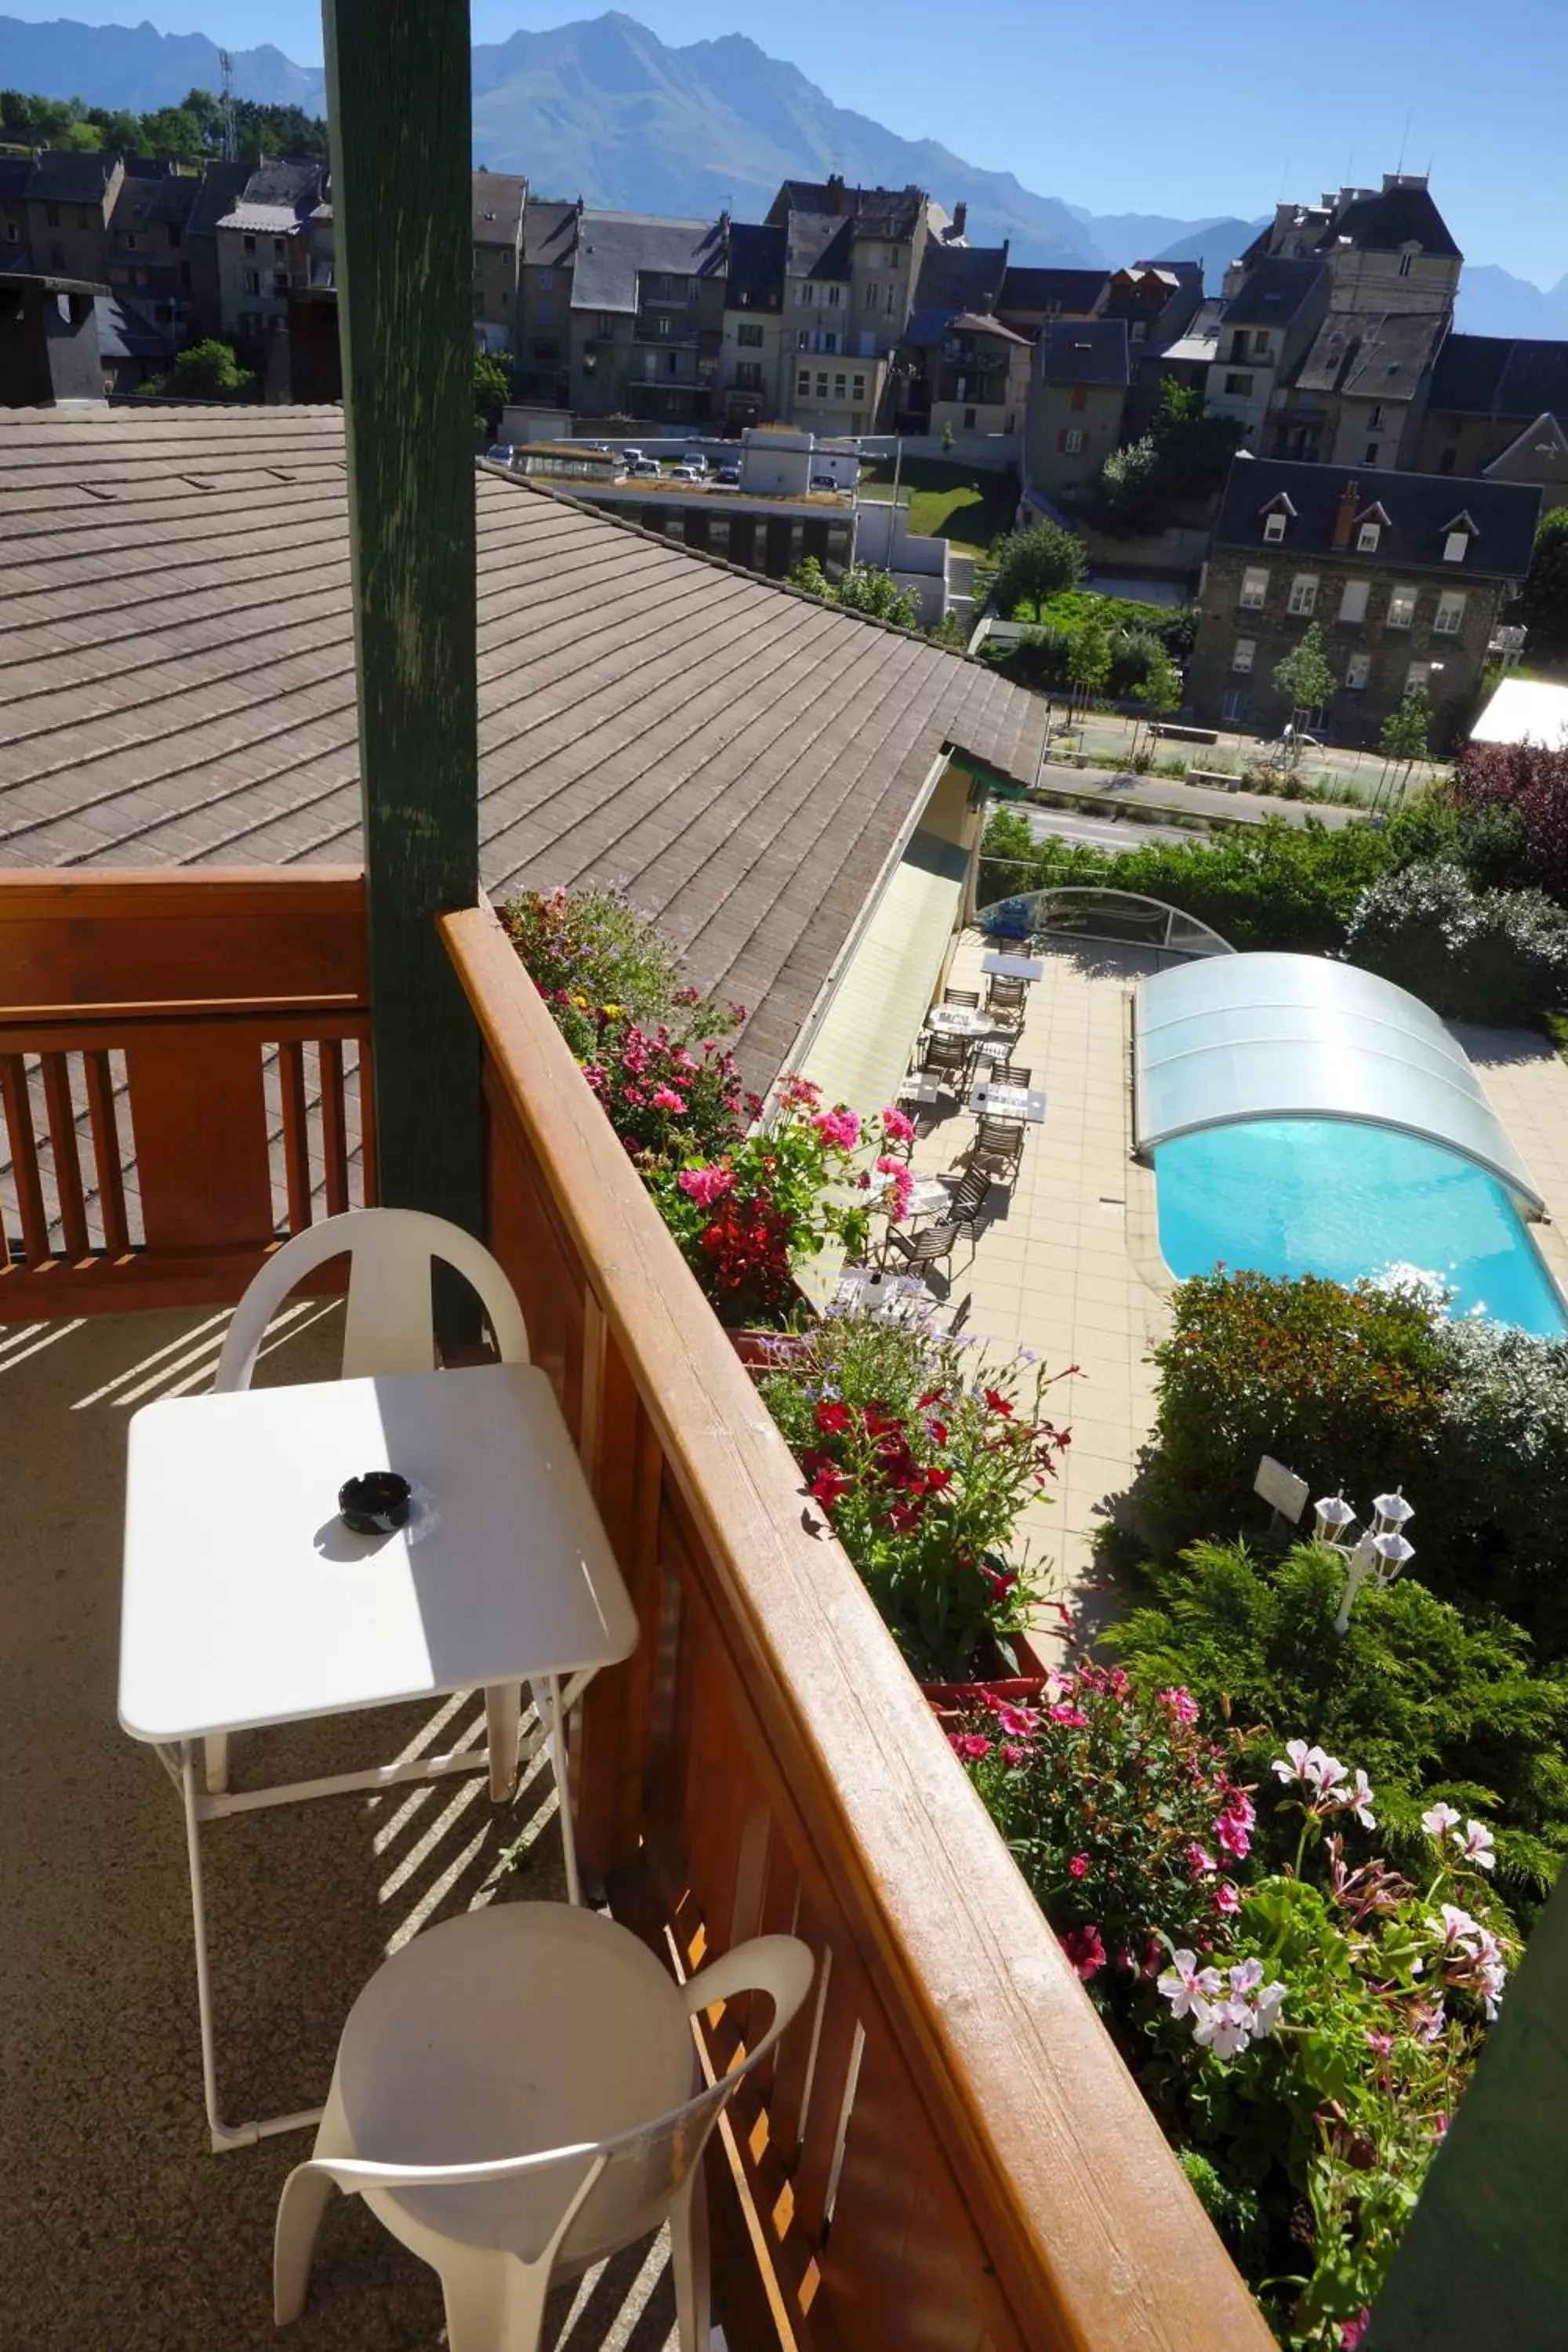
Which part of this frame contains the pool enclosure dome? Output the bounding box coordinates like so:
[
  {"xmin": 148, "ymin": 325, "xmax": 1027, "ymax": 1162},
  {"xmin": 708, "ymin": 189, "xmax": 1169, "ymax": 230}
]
[{"xmin": 1134, "ymin": 952, "xmax": 1544, "ymax": 1214}]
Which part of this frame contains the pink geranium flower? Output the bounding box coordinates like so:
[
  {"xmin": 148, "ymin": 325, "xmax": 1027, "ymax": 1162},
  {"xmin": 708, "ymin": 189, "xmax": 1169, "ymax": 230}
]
[
  {"xmin": 650, "ymin": 1086, "xmax": 686, "ymax": 1112},
  {"xmin": 880, "ymin": 1106, "xmax": 916, "ymax": 1142},
  {"xmin": 1068, "ymin": 1852, "xmax": 1089, "ymax": 1879},
  {"xmin": 1157, "ymin": 1686, "xmax": 1200, "ymax": 1726},
  {"xmin": 1059, "ymin": 1924, "xmax": 1106, "ymax": 1980}
]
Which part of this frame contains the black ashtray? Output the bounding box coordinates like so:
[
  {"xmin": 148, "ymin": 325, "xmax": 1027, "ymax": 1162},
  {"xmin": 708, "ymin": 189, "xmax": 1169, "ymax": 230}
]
[{"xmin": 338, "ymin": 1471, "xmax": 412, "ymax": 1535}]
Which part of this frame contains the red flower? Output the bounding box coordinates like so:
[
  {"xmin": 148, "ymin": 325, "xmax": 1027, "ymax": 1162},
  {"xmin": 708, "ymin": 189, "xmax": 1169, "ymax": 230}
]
[
  {"xmin": 925, "ymin": 1417, "xmax": 949, "ymax": 1446},
  {"xmin": 1060, "ymin": 1924, "xmax": 1106, "ymax": 1980},
  {"xmin": 1068, "ymin": 1853, "xmax": 1089, "ymax": 1880},
  {"xmin": 982, "ymin": 1388, "xmax": 1014, "ymax": 1417},
  {"xmin": 916, "ymin": 1388, "xmax": 946, "ymax": 1410},
  {"xmin": 809, "ymin": 1465, "xmax": 850, "ymax": 1510},
  {"xmin": 922, "ymin": 1465, "xmax": 954, "ymax": 1494},
  {"xmin": 982, "ymin": 1563, "xmax": 1018, "ymax": 1600},
  {"xmin": 949, "ymin": 1733, "xmax": 993, "ymax": 1762},
  {"xmin": 815, "ymin": 1399, "xmax": 851, "ymax": 1435}
]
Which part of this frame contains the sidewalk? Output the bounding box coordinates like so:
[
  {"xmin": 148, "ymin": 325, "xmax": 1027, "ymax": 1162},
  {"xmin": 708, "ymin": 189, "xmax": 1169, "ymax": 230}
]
[{"xmin": 1026, "ymin": 760, "xmax": 1360, "ymax": 832}]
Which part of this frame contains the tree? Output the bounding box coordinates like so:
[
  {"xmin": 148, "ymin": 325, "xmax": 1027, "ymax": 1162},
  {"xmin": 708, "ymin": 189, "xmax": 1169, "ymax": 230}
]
[
  {"xmin": 1519, "ymin": 507, "xmax": 1568, "ymax": 659},
  {"xmin": 1133, "ymin": 645, "xmax": 1184, "ymax": 714},
  {"xmin": 1454, "ymin": 741, "xmax": 1568, "ymax": 903},
  {"xmin": 1065, "ymin": 620, "xmax": 1111, "ymax": 714},
  {"xmin": 1272, "ymin": 622, "xmax": 1335, "ymax": 754},
  {"xmin": 473, "ymin": 349, "xmax": 512, "ymax": 437},
  {"xmin": 1378, "ymin": 687, "xmax": 1432, "ymax": 796},
  {"xmin": 785, "ymin": 557, "xmax": 920, "ymax": 631},
  {"xmin": 1096, "ymin": 380, "xmax": 1243, "ymax": 533},
  {"xmin": 138, "ymin": 339, "xmax": 254, "ymax": 401},
  {"xmin": 989, "ymin": 522, "xmax": 1085, "ymax": 619}
]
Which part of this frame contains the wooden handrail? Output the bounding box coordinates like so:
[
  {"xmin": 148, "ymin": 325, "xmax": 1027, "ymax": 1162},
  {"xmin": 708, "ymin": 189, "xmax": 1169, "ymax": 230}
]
[{"xmin": 441, "ymin": 898, "xmax": 1272, "ymax": 2352}]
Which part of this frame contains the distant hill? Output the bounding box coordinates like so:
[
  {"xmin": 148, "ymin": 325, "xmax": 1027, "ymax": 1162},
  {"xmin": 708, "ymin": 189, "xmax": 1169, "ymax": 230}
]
[
  {"xmin": 0, "ymin": 14, "xmax": 322, "ymax": 107},
  {"xmin": 1152, "ymin": 218, "xmax": 1269, "ymax": 292},
  {"xmin": 1456, "ymin": 263, "xmax": 1568, "ymax": 341}
]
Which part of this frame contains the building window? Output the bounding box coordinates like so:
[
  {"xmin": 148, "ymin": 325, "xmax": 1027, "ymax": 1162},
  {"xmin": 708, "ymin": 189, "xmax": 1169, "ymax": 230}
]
[
  {"xmin": 539, "ymin": 268, "xmax": 554, "ymax": 289},
  {"xmin": 834, "ymin": 372, "xmax": 846, "ymax": 398},
  {"xmin": 537, "ymin": 300, "xmax": 551, "ymax": 325},
  {"xmin": 1398, "ymin": 251, "xmax": 1414, "ymax": 277},
  {"xmin": 1222, "ymin": 687, "xmax": 1247, "ymax": 723},
  {"xmin": 826, "ymin": 283, "xmax": 843, "ymax": 307},
  {"xmin": 1263, "ymin": 510, "xmax": 1287, "ymax": 543},
  {"xmin": 821, "ymin": 330, "xmax": 838, "ymax": 355},
  {"xmin": 49, "ymin": 241, "xmax": 64, "ymax": 269},
  {"xmin": 816, "ymin": 372, "xmax": 828, "ymax": 397},
  {"xmin": 735, "ymin": 361, "xmax": 763, "ymax": 390},
  {"xmin": 4, "ymin": 223, "xmax": 16, "ymax": 243},
  {"xmin": 1058, "ymin": 428, "xmax": 1085, "ymax": 454},
  {"xmin": 885, "ymin": 283, "xmax": 898, "ymax": 315},
  {"xmin": 1406, "ymin": 659, "xmax": 1432, "ymax": 694},
  {"xmin": 1339, "ymin": 579, "xmax": 1370, "ymax": 625},
  {"xmin": 271, "ymin": 271, "xmax": 289, "ymax": 296},
  {"xmin": 1225, "ymin": 372, "xmax": 1254, "ymax": 396},
  {"xmin": 1232, "ymin": 638, "xmax": 1256, "ymax": 673},
  {"xmin": 863, "ymin": 280, "xmax": 878, "ymax": 309},
  {"xmin": 242, "ymin": 268, "xmax": 261, "ymax": 296},
  {"xmin": 123, "ymin": 230, "xmax": 139, "ymax": 251},
  {"xmin": 273, "ymin": 238, "xmax": 285, "ymax": 259},
  {"xmin": 666, "ymin": 353, "xmax": 677, "ymax": 375},
  {"xmin": 852, "ymin": 374, "xmax": 865, "ymax": 398},
  {"xmin": 797, "ymin": 328, "xmax": 810, "ymax": 350},
  {"xmin": 167, "ymin": 223, "xmax": 181, "ymax": 249},
  {"xmin": 656, "ymin": 314, "xmax": 671, "ymax": 338},
  {"xmin": 797, "ymin": 368, "xmax": 811, "ymax": 396},
  {"xmin": 964, "ymin": 405, "xmax": 977, "ymax": 427},
  {"xmin": 1444, "ymin": 530, "xmax": 1469, "ymax": 563},
  {"xmin": 1287, "ymin": 573, "xmax": 1319, "ymax": 617},
  {"xmin": 1363, "ymin": 442, "xmax": 1381, "ymax": 466},
  {"xmin": 244, "ymin": 234, "xmax": 256, "ymax": 254},
  {"xmin": 532, "ymin": 339, "xmax": 558, "ymax": 362},
  {"xmin": 45, "ymin": 202, "xmax": 60, "ymax": 227},
  {"xmin": 596, "ymin": 312, "xmax": 614, "ymax": 336},
  {"xmin": 1345, "ymin": 652, "xmax": 1371, "ymax": 690},
  {"xmin": 737, "ymin": 321, "xmax": 764, "ymax": 347},
  {"xmin": 1356, "ymin": 521, "xmax": 1381, "ymax": 552},
  {"xmin": 1439, "ymin": 446, "xmax": 1457, "ymax": 474},
  {"xmin": 1385, "ymin": 586, "xmax": 1417, "ymax": 630},
  {"xmin": 1239, "ymin": 566, "xmax": 1269, "ymax": 610},
  {"xmin": 884, "ymin": 245, "xmax": 900, "ymax": 269},
  {"xmin": 1070, "ymin": 383, "xmax": 1087, "ymax": 412},
  {"xmin": 1434, "ymin": 590, "xmax": 1467, "ymax": 635}
]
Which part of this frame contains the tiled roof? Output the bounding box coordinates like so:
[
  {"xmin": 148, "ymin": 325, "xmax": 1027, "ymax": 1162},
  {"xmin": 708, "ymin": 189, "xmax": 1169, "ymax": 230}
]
[
  {"xmin": 998, "ymin": 266, "xmax": 1109, "ymax": 315},
  {"xmin": 241, "ymin": 160, "xmax": 325, "ymax": 212},
  {"xmin": 1039, "ymin": 319, "xmax": 1131, "ymax": 387},
  {"xmin": 571, "ymin": 211, "xmax": 724, "ymax": 314},
  {"xmin": 1222, "ymin": 256, "xmax": 1326, "ymax": 327},
  {"xmin": 911, "ymin": 235, "xmax": 1008, "ymax": 322},
  {"xmin": 1316, "ymin": 180, "xmax": 1460, "ymax": 262},
  {"xmin": 186, "ymin": 162, "xmax": 249, "ymax": 238},
  {"xmin": 1295, "ymin": 309, "xmax": 1447, "ymax": 398},
  {"xmin": 472, "ymin": 170, "xmax": 527, "ymax": 245},
  {"xmin": 114, "ymin": 169, "xmax": 198, "ymax": 230},
  {"xmin": 93, "ymin": 292, "xmax": 176, "ymax": 362},
  {"xmin": 0, "ymin": 155, "xmax": 35, "ymax": 202},
  {"xmin": 1428, "ymin": 332, "xmax": 1568, "ymax": 421},
  {"xmin": 0, "ymin": 408, "xmax": 1046, "ymax": 1091},
  {"xmin": 724, "ymin": 221, "xmax": 784, "ymax": 311},
  {"xmin": 1213, "ymin": 455, "xmax": 1541, "ymax": 579},
  {"xmin": 22, "ymin": 151, "xmax": 119, "ymax": 205},
  {"xmin": 522, "ymin": 198, "xmax": 578, "ymax": 267},
  {"xmin": 216, "ymin": 203, "xmax": 303, "ymax": 235},
  {"xmin": 774, "ymin": 181, "xmax": 926, "ymax": 241}
]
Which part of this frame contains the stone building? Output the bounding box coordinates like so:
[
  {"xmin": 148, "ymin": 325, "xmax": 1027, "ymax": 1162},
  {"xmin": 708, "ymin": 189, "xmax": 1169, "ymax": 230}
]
[{"xmin": 1189, "ymin": 456, "xmax": 1541, "ymax": 744}]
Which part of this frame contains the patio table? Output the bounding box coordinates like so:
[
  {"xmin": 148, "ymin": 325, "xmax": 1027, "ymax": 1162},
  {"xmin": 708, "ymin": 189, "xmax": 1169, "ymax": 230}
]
[
  {"xmin": 969, "ymin": 1082, "xmax": 1047, "ymax": 1123},
  {"xmin": 924, "ymin": 1004, "xmax": 1000, "ymax": 1041},
  {"xmin": 905, "ymin": 1175, "xmax": 955, "ymax": 1220},
  {"xmin": 982, "ymin": 951, "xmax": 1044, "ymax": 982},
  {"xmin": 833, "ymin": 1266, "xmax": 935, "ymax": 1327},
  {"xmin": 119, "ymin": 1360, "xmax": 637, "ymax": 2152}
]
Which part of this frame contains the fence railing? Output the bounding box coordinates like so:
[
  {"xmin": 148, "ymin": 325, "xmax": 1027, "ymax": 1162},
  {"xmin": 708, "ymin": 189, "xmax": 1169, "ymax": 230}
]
[
  {"xmin": 0, "ymin": 868, "xmax": 374, "ymax": 1316},
  {"xmin": 441, "ymin": 896, "xmax": 1272, "ymax": 2352}
]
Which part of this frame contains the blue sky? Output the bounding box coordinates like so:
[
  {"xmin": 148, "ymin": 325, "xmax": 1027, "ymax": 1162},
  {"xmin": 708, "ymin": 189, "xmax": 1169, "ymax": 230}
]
[{"xmin": 8, "ymin": 0, "xmax": 1566, "ymax": 288}]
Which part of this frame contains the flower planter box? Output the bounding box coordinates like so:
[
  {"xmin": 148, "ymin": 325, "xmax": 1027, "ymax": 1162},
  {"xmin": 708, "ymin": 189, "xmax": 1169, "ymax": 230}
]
[
  {"xmin": 920, "ymin": 1624, "xmax": 1058, "ymax": 1719},
  {"xmin": 727, "ymin": 1327, "xmax": 815, "ymax": 1370}
]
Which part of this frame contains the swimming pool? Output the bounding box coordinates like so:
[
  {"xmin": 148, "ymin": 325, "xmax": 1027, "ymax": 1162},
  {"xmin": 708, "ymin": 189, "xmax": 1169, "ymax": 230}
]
[{"xmin": 1155, "ymin": 1118, "xmax": 1568, "ymax": 1338}]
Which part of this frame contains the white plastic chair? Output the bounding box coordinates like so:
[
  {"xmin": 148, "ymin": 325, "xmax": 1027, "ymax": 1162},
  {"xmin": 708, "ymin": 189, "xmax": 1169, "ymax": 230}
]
[
  {"xmin": 273, "ymin": 1904, "xmax": 814, "ymax": 2350},
  {"xmin": 206, "ymin": 1208, "xmax": 532, "ymax": 1801}
]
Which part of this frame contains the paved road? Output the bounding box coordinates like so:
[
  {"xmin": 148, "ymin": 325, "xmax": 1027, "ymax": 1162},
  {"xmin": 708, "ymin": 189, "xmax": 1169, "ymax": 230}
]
[{"xmin": 1022, "ymin": 804, "xmax": 1191, "ymax": 852}]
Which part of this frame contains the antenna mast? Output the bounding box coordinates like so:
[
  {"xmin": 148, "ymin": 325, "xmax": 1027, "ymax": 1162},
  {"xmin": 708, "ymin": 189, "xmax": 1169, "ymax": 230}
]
[{"xmin": 218, "ymin": 49, "xmax": 238, "ymax": 164}]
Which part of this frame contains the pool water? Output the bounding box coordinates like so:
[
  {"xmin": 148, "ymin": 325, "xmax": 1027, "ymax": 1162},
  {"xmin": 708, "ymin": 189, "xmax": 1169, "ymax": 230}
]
[{"xmin": 1155, "ymin": 1118, "xmax": 1567, "ymax": 1338}]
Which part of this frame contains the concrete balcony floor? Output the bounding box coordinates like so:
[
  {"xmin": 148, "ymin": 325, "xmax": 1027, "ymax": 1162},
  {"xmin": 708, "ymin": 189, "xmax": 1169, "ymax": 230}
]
[{"xmin": 2, "ymin": 1304, "xmax": 676, "ymax": 2350}]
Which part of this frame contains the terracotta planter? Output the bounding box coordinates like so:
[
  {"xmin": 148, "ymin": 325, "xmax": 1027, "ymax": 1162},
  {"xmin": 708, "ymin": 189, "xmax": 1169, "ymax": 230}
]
[
  {"xmin": 726, "ymin": 1327, "xmax": 815, "ymax": 1370},
  {"xmin": 920, "ymin": 1626, "xmax": 1057, "ymax": 1721}
]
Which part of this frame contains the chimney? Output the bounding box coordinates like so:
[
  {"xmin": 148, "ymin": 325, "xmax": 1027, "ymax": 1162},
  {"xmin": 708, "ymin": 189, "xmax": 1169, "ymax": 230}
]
[
  {"xmin": 952, "ymin": 200, "xmax": 967, "ymax": 239},
  {"xmin": 826, "ymin": 172, "xmax": 846, "ymax": 213},
  {"xmin": 1333, "ymin": 477, "xmax": 1360, "ymax": 550}
]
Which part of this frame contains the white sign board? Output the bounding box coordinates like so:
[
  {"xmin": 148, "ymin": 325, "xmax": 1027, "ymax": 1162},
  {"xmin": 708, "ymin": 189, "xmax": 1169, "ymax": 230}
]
[{"xmin": 1254, "ymin": 1456, "xmax": 1309, "ymax": 1523}]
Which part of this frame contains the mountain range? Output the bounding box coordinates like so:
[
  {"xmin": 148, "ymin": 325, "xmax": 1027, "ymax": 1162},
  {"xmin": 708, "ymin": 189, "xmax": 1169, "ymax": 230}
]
[{"xmin": 3, "ymin": 9, "xmax": 1566, "ymax": 336}]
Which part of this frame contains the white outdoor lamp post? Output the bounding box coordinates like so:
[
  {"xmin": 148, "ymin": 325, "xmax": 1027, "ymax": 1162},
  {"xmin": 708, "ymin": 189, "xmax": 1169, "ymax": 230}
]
[{"xmin": 1312, "ymin": 1490, "xmax": 1416, "ymax": 1634}]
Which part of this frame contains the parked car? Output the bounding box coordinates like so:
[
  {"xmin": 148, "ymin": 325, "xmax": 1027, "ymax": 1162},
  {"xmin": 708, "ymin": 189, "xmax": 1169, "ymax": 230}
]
[
  {"xmin": 485, "ymin": 445, "xmax": 514, "ymax": 466},
  {"xmin": 714, "ymin": 463, "xmax": 741, "ymax": 486},
  {"xmin": 626, "ymin": 457, "xmax": 662, "ymax": 478},
  {"xmin": 682, "ymin": 450, "xmax": 711, "ymax": 475},
  {"xmin": 667, "ymin": 463, "xmax": 706, "ymax": 482},
  {"xmin": 811, "ymin": 471, "xmax": 843, "ymax": 492},
  {"xmin": 622, "ymin": 446, "xmax": 645, "ymax": 466}
]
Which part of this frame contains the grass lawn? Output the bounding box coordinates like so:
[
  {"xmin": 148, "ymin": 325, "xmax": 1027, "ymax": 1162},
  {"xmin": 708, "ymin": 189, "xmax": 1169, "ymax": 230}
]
[{"xmin": 857, "ymin": 457, "xmax": 1015, "ymax": 555}]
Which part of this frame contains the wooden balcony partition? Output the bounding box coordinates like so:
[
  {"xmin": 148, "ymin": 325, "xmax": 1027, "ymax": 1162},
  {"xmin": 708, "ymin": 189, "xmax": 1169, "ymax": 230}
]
[
  {"xmin": 443, "ymin": 899, "xmax": 1273, "ymax": 2352},
  {"xmin": 0, "ymin": 869, "xmax": 375, "ymax": 1317}
]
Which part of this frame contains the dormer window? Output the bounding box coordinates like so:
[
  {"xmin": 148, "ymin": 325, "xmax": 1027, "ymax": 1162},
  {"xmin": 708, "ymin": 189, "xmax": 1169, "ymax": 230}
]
[
  {"xmin": 1357, "ymin": 521, "xmax": 1381, "ymax": 552},
  {"xmin": 1444, "ymin": 532, "xmax": 1468, "ymax": 563},
  {"xmin": 1264, "ymin": 511, "xmax": 1287, "ymax": 543}
]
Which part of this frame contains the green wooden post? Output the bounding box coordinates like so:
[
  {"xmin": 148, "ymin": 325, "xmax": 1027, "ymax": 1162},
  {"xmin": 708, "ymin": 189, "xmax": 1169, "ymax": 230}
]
[
  {"xmin": 1366, "ymin": 1862, "xmax": 1568, "ymax": 2350},
  {"xmin": 323, "ymin": 0, "xmax": 482, "ymax": 1266}
]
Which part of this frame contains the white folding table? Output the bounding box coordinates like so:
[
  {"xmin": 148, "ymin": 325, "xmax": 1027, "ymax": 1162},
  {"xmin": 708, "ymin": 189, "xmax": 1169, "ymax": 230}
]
[{"xmin": 119, "ymin": 1361, "xmax": 637, "ymax": 2152}]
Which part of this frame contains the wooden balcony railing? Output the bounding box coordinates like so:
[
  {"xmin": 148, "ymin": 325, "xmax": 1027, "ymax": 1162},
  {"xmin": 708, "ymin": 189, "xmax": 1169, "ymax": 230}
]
[
  {"xmin": 442, "ymin": 899, "xmax": 1273, "ymax": 2352},
  {"xmin": 0, "ymin": 869, "xmax": 374, "ymax": 1316},
  {"xmin": 0, "ymin": 864, "xmax": 1271, "ymax": 2347}
]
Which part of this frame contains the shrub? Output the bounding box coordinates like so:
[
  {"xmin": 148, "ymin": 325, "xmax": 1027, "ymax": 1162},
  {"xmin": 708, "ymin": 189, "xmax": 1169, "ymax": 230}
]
[
  {"xmin": 952, "ymin": 1664, "xmax": 1249, "ymax": 1995},
  {"xmin": 1453, "ymin": 739, "xmax": 1568, "ymax": 903},
  {"xmin": 1431, "ymin": 1319, "xmax": 1568, "ymax": 1653},
  {"xmin": 501, "ymin": 884, "xmax": 728, "ymax": 1055},
  {"xmin": 1344, "ymin": 857, "xmax": 1568, "ymax": 1020},
  {"xmin": 1109, "ymin": 1539, "xmax": 1568, "ymax": 1910},
  {"xmin": 1138, "ymin": 1271, "xmax": 1450, "ymax": 1561},
  {"xmin": 759, "ymin": 1319, "xmax": 1072, "ymax": 1675}
]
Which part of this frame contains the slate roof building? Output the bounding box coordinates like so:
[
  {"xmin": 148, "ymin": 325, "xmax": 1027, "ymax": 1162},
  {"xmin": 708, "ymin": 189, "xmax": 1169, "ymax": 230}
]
[
  {"xmin": 1415, "ymin": 333, "xmax": 1568, "ymax": 511},
  {"xmin": 1236, "ymin": 172, "xmax": 1462, "ymax": 318},
  {"xmin": 1204, "ymin": 257, "xmax": 1330, "ymax": 450},
  {"xmin": 1271, "ymin": 307, "xmax": 1449, "ymax": 468},
  {"xmin": 0, "ymin": 405, "xmax": 1047, "ymax": 1090},
  {"xmin": 719, "ymin": 220, "xmax": 786, "ymax": 429},
  {"xmin": 470, "ymin": 169, "xmax": 528, "ymax": 354},
  {"xmin": 995, "ymin": 266, "xmax": 1110, "ymax": 339},
  {"xmin": 568, "ymin": 211, "xmax": 728, "ymax": 426},
  {"xmin": 1023, "ymin": 318, "xmax": 1132, "ymax": 504},
  {"xmin": 1190, "ymin": 453, "xmax": 1542, "ymax": 742},
  {"xmin": 514, "ymin": 196, "xmax": 579, "ymax": 408},
  {"xmin": 767, "ymin": 176, "xmax": 938, "ymax": 435}
]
